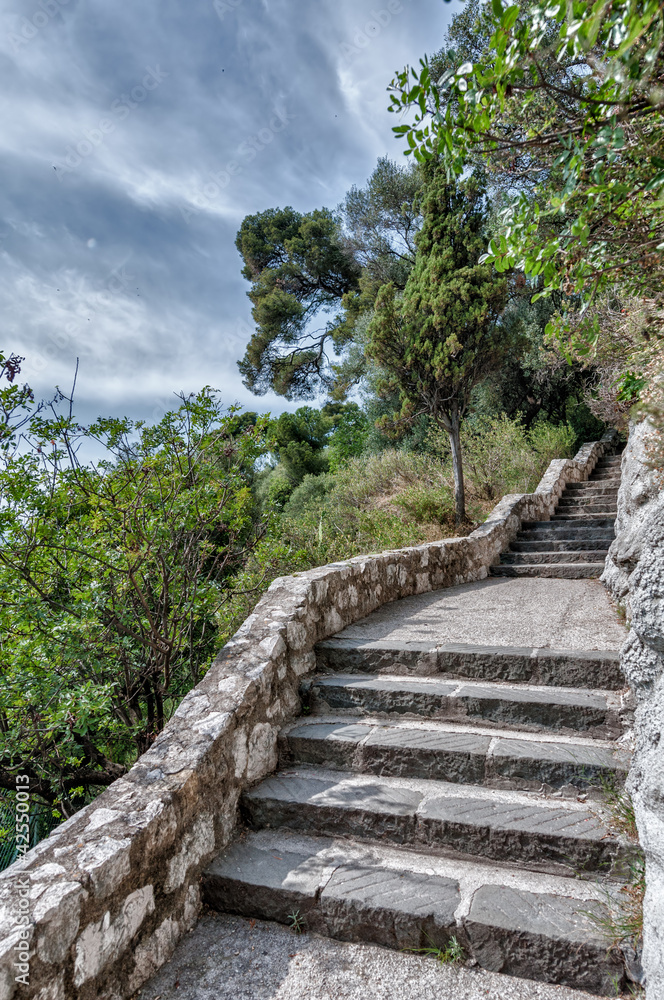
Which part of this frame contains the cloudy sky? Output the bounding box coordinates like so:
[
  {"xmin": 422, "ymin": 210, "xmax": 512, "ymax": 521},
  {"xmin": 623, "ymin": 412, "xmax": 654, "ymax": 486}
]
[{"xmin": 2, "ymin": 0, "xmax": 459, "ymax": 424}]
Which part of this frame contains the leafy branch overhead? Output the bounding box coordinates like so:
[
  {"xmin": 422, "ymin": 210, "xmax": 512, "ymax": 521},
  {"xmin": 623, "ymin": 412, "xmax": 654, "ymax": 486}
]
[{"xmin": 389, "ymin": 0, "xmax": 664, "ymax": 352}]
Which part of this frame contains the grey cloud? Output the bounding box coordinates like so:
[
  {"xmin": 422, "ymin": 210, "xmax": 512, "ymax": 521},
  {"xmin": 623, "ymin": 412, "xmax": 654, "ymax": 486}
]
[{"xmin": 1, "ymin": 0, "xmax": 458, "ymax": 424}]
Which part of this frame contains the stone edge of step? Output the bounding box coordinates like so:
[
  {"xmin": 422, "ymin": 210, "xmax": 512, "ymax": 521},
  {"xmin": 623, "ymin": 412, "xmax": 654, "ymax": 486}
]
[{"xmin": 202, "ymin": 832, "xmax": 627, "ymax": 996}]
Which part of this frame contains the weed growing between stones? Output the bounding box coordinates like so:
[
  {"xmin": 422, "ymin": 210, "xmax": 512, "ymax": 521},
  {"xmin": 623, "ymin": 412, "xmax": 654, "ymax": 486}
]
[
  {"xmin": 287, "ymin": 909, "xmax": 306, "ymax": 934},
  {"xmin": 408, "ymin": 934, "xmax": 464, "ymax": 966},
  {"xmin": 585, "ymin": 777, "xmax": 644, "ymax": 991},
  {"xmin": 614, "ymin": 601, "xmax": 628, "ymax": 626}
]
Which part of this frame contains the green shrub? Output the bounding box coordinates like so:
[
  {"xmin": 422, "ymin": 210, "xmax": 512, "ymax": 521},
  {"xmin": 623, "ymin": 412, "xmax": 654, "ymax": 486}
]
[
  {"xmin": 283, "ymin": 473, "xmax": 335, "ymax": 517},
  {"xmin": 458, "ymin": 415, "xmax": 576, "ymax": 502},
  {"xmin": 528, "ymin": 419, "xmax": 576, "ymax": 468},
  {"xmin": 394, "ymin": 484, "xmax": 455, "ymax": 526}
]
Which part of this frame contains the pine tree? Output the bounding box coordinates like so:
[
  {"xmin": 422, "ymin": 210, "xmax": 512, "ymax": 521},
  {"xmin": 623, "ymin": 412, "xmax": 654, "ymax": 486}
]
[{"xmin": 367, "ymin": 170, "xmax": 508, "ymax": 524}]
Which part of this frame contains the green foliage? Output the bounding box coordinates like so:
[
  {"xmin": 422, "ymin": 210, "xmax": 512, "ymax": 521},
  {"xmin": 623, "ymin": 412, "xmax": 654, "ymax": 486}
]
[
  {"xmin": 389, "ymin": 0, "xmax": 664, "ymax": 354},
  {"xmin": 236, "ymin": 159, "xmax": 424, "ymax": 401},
  {"xmin": 0, "ymin": 388, "xmax": 269, "ymax": 816},
  {"xmin": 236, "ymin": 206, "xmax": 360, "ymax": 398},
  {"xmin": 617, "ymin": 371, "xmax": 648, "ymax": 404},
  {"xmin": 0, "ymin": 351, "xmax": 35, "ymax": 454},
  {"xmin": 409, "ymin": 934, "xmax": 465, "ymax": 965},
  {"xmin": 257, "ymin": 403, "xmax": 369, "ymax": 509},
  {"xmin": 287, "ymin": 909, "xmax": 306, "ymax": 934},
  {"xmin": 339, "ymin": 156, "xmax": 423, "ymax": 290},
  {"xmin": 366, "ymin": 168, "xmax": 509, "ymax": 521},
  {"xmin": 272, "ymin": 406, "xmax": 331, "ymax": 482},
  {"xmin": 471, "ymin": 289, "xmax": 606, "ymax": 443},
  {"xmin": 429, "ymin": 414, "xmax": 576, "ymax": 501},
  {"xmin": 326, "ymin": 403, "xmax": 369, "ymax": 470}
]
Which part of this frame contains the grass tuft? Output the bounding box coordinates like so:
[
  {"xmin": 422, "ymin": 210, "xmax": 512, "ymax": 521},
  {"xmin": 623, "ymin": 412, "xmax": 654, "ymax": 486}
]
[{"xmin": 408, "ymin": 934, "xmax": 465, "ymax": 966}]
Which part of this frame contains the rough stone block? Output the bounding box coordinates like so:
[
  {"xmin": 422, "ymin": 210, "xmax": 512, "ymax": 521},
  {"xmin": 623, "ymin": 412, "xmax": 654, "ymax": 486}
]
[
  {"xmin": 464, "ymin": 884, "xmax": 625, "ymax": 995},
  {"xmin": 318, "ymin": 864, "xmax": 459, "ymax": 950}
]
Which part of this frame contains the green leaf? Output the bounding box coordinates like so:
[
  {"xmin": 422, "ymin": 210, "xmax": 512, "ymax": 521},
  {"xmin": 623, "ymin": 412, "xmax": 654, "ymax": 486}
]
[{"xmin": 501, "ymin": 5, "xmax": 520, "ymax": 30}]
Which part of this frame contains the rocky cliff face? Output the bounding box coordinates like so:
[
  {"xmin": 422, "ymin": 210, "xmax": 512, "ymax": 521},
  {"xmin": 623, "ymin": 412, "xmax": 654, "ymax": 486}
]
[{"xmin": 602, "ymin": 419, "xmax": 664, "ymax": 997}]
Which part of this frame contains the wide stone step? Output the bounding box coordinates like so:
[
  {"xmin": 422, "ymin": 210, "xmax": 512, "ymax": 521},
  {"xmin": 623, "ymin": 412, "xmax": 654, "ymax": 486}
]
[
  {"xmin": 500, "ymin": 550, "xmax": 609, "ymax": 564},
  {"xmin": 550, "ymin": 514, "xmax": 616, "ymax": 522},
  {"xmin": 315, "ymin": 639, "xmax": 624, "ymax": 689},
  {"xmin": 490, "ymin": 563, "xmax": 606, "ymax": 579},
  {"xmin": 588, "ymin": 476, "xmax": 621, "ymax": 485},
  {"xmin": 304, "ymin": 673, "xmax": 624, "ymax": 738},
  {"xmin": 510, "ymin": 538, "xmax": 613, "ymax": 552},
  {"xmin": 241, "ymin": 768, "xmax": 630, "ymax": 874},
  {"xmin": 520, "ymin": 519, "xmax": 615, "ymax": 531},
  {"xmin": 557, "ymin": 502, "xmax": 618, "ymax": 514},
  {"xmin": 202, "ymin": 830, "xmax": 627, "ymax": 995},
  {"xmin": 564, "ymin": 484, "xmax": 619, "ymax": 496},
  {"xmin": 279, "ymin": 717, "xmax": 629, "ymax": 791},
  {"xmin": 558, "ymin": 496, "xmax": 618, "ymax": 508}
]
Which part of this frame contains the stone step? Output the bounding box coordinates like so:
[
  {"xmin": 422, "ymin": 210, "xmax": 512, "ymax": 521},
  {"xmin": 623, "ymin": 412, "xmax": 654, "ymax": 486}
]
[
  {"xmin": 520, "ymin": 519, "xmax": 615, "ymax": 532},
  {"xmin": 491, "ymin": 563, "xmax": 606, "ymax": 579},
  {"xmin": 588, "ymin": 475, "xmax": 621, "ymax": 485},
  {"xmin": 500, "ymin": 550, "xmax": 609, "ymax": 564},
  {"xmin": 557, "ymin": 497, "xmax": 618, "ymax": 509},
  {"xmin": 279, "ymin": 716, "xmax": 629, "ymax": 791},
  {"xmin": 315, "ymin": 639, "xmax": 624, "ymax": 689},
  {"xmin": 559, "ymin": 496, "xmax": 618, "ymax": 507},
  {"xmin": 304, "ymin": 673, "xmax": 624, "ymax": 738},
  {"xmin": 557, "ymin": 497, "xmax": 618, "ymax": 508},
  {"xmin": 516, "ymin": 535, "xmax": 615, "ymax": 549},
  {"xmin": 553, "ymin": 511, "xmax": 617, "ymax": 519},
  {"xmin": 202, "ymin": 830, "xmax": 627, "ymax": 995},
  {"xmin": 551, "ymin": 510, "xmax": 617, "ymax": 522},
  {"xmin": 564, "ymin": 484, "xmax": 619, "ymax": 495},
  {"xmin": 510, "ymin": 538, "xmax": 613, "ymax": 552},
  {"xmin": 241, "ymin": 768, "xmax": 630, "ymax": 875}
]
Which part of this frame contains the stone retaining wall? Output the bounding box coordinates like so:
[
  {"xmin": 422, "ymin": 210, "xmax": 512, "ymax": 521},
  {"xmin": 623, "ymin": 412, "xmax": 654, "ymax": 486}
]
[
  {"xmin": 0, "ymin": 430, "xmax": 617, "ymax": 1000},
  {"xmin": 601, "ymin": 419, "xmax": 664, "ymax": 996}
]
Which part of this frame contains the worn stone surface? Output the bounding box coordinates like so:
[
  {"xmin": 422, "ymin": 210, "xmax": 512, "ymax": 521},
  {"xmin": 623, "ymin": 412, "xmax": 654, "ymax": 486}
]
[
  {"xmin": 200, "ymin": 830, "xmax": 625, "ymax": 996},
  {"xmin": 306, "ymin": 673, "xmax": 623, "ymax": 738},
  {"xmin": 317, "ymin": 642, "xmax": 624, "ymax": 690},
  {"xmin": 316, "ymin": 863, "xmax": 459, "ymax": 950},
  {"xmin": 279, "ymin": 717, "xmax": 628, "ymax": 790},
  {"xmin": 132, "ymin": 910, "xmax": 602, "ymax": 1000},
  {"xmin": 321, "ymin": 577, "xmax": 626, "ymax": 653},
  {"xmin": 241, "ymin": 768, "xmax": 626, "ymax": 874},
  {"xmin": 464, "ymin": 885, "xmax": 624, "ymax": 995},
  {"xmin": 0, "ymin": 432, "xmax": 620, "ymax": 1000}
]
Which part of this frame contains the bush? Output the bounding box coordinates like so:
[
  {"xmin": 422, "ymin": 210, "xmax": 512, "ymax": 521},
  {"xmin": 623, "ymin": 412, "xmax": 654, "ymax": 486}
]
[
  {"xmin": 449, "ymin": 415, "xmax": 577, "ymax": 503},
  {"xmin": 0, "ymin": 390, "xmax": 269, "ymax": 817}
]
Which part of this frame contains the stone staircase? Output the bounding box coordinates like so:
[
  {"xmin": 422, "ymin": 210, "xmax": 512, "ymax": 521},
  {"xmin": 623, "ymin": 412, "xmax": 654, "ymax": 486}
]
[
  {"xmin": 492, "ymin": 453, "xmax": 622, "ymax": 579},
  {"xmin": 201, "ymin": 452, "xmax": 633, "ymax": 996}
]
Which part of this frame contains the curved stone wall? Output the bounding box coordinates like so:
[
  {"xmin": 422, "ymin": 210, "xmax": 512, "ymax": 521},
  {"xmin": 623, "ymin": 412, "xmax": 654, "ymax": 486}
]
[{"xmin": 0, "ymin": 431, "xmax": 617, "ymax": 1000}]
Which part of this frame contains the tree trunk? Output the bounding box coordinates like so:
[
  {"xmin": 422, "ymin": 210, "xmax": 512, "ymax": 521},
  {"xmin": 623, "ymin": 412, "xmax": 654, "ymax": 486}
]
[{"xmin": 448, "ymin": 410, "xmax": 466, "ymax": 526}]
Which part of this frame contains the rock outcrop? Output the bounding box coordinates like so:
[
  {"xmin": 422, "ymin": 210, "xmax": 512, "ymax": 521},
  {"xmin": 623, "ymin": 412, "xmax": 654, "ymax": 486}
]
[{"xmin": 602, "ymin": 418, "xmax": 664, "ymax": 995}]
